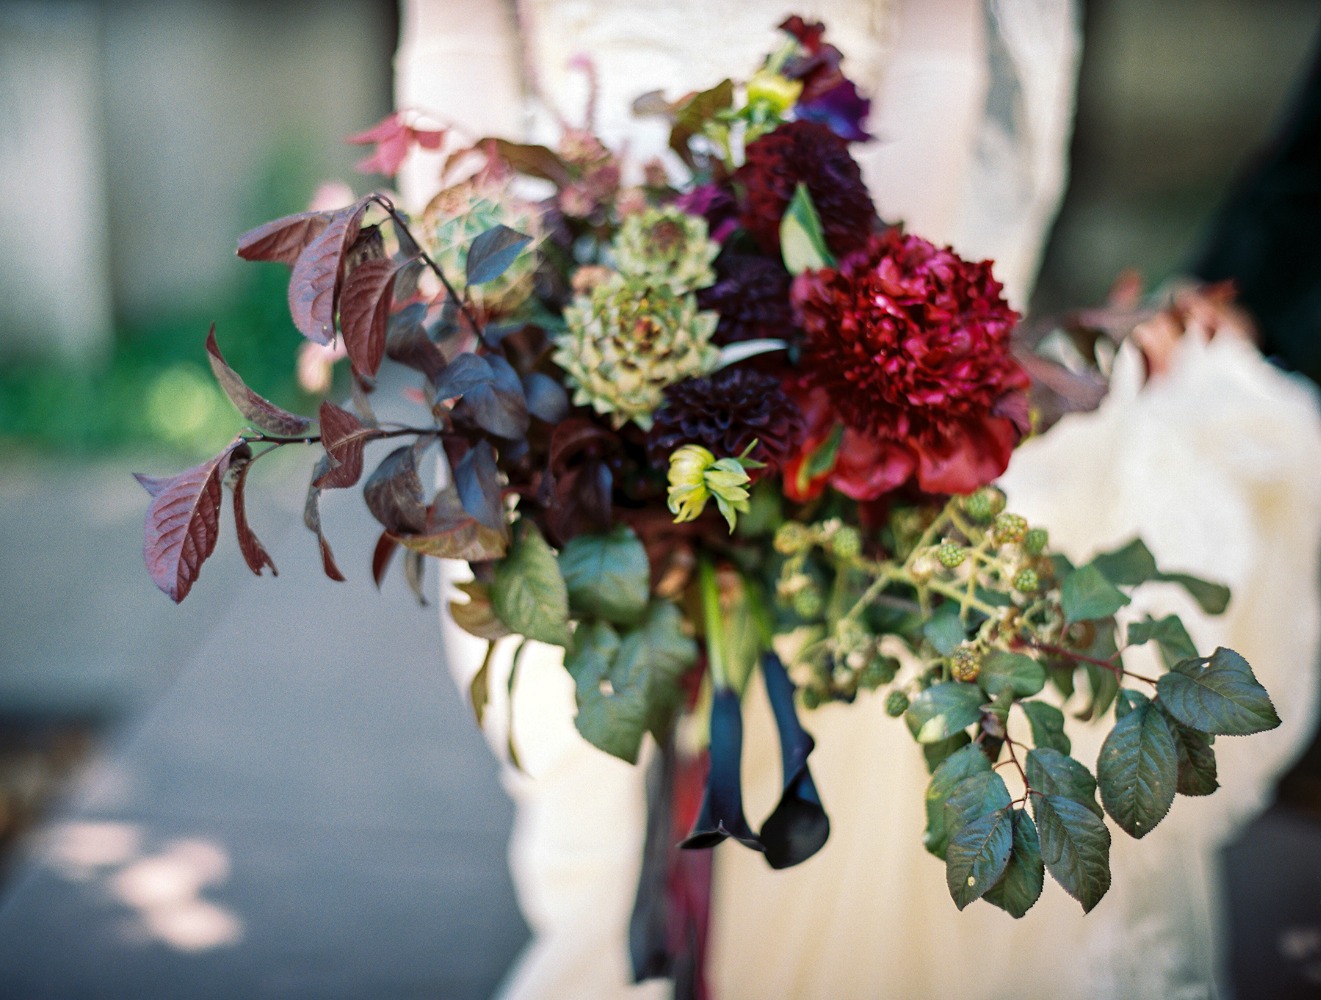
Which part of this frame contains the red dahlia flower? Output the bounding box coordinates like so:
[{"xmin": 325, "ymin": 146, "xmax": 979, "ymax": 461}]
[{"xmin": 785, "ymin": 230, "xmax": 1030, "ymax": 500}]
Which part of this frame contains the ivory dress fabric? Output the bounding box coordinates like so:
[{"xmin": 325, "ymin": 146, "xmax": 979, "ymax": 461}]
[{"xmin": 394, "ymin": 2, "xmax": 1321, "ymax": 997}]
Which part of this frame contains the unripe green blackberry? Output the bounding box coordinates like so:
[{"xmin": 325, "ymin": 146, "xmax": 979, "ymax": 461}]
[
  {"xmin": 936, "ymin": 542, "xmax": 966, "ymax": 568},
  {"xmin": 801, "ymin": 686, "xmax": 823, "ymax": 710},
  {"xmin": 792, "ymin": 585, "xmax": 824, "ymax": 619},
  {"xmin": 950, "ymin": 646, "xmax": 982, "ymax": 683},
  {"xmin": 774, "ymin": 521, "xmax": 812, "ymax": 555},
  {"xmin": 1013, "ymin": 567, "xmax": 1040, "ymax": 593},
  {"xmin": 963, "ymin": 487, "xmax": 1006, "ymax": 524},
  {"xmin": 829, "ymin": 525, "xmax": 863, "ymax": 560},
  {"xmin": 859, "ymin": 655, "xmax": 899, "ymax": 690},
  {"xmin": 1023, "ymin": 527, "xmax": 1049, "ymax": 556},
  {"xmin": 885, "ymin": 689, "xmax": 911, "ymax": 717},
  {"xmin": 992, "ymin": 512, "xmax": 1028, "ymax": 546}
]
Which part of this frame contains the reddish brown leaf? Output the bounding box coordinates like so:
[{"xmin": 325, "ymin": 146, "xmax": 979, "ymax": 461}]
[
  {"xmin": 205, "ymin": 325, "xmax": 311, "ymax": 436},
  {"xmin": 395, "ymin": 484, "xmax": 508, "ymax": 562},
  {"xmin": 288, "ymin": 199, "xmax": 369, "ymax": 344},
  {"xmin": 372, "ymin": 531, "xmax": 399, "ymax": 588},
  {"xmin": 136, "ymin": 440, "xmax": 244, "ymax": 603},
  {"xmin": 228, "ymin": 452, "xmax": 278, "ymax": 578},
  {"xmin": 346, "ymin": 112, "xmax": 446, "ymax": 177},
  {"xmin": 340, "ymin": 257, "xmax": 406, "ymax": 379},
  {"xmin": 364, "ymin": 445, "xmax": 428, "ymax": 535},
  {"xmin": 237, "ymin": 209, "xmax": 335, "ymax": 265},
  {"xmin": 314, "ymin": 401, "xmax": 380, "ymax": 490},
  {"xmin": 303, "ymin": 456, "xmax": 346, "ymax": 583},
  {"xmin": 449, "ymin": 580, "xmax": 512, "ymax": 640},
  {"xmin": 483, "ymin": 139, "xmax": 572, "ymax": 186}
]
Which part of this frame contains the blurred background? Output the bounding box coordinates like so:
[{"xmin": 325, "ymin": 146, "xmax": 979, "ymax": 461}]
[{"xmin": 0, "ymin": 0, "xmax": 1319, "ymax": 997}]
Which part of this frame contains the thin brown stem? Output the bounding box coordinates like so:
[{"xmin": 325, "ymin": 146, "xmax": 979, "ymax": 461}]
[{"xmin": 1019, "ymin": 635, "xmax": 1160, "ymax": 686}]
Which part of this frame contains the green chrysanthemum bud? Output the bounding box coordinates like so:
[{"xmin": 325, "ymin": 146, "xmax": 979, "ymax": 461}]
[
  {"xmin": 612, "ymin": 206, "xmax": 718, "ymax": 293},
  {"xmin": 555, "ymin": 276, "xmax": 719, "ymax": 429},
  {"xmin": 936, "ymin": 542, "xmax": 966, "ymax": 568},
  {"xmin": 829, "ymin": 525, "xmax": 863, "ymax": 560},
  {"xmin": 666, "ymin": 444, "xmax": 756, "ymax": 532},
  {"xmin": 773, "ymin": 521, "xmax": 813, "ymax": 555},
  {"xmin": 1013, "ymin": 567, "xmax": 1040, "ymax": 593},
  {"xmin": 950, "ymin": 646, "xmax": 982, "ymax": 683},
  {"xmin": 992, "ymin": 512, "xmax": 1029, "ymax": 546},
  {"xmin": 963, "ymin": 487, "xmax": 1006, "ymax": 524},
  {"xmin": 885, "ymin": 689, "xmax": 911, "ymax": 717},
  {"xmin": 1023, "ymin": 527, "xmax": 1049, "ymax": 555}
]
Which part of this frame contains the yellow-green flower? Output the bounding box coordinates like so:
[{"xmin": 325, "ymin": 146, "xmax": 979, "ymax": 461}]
[
  {"xmin": 747, "ymin": 69, "xmax": 803, "ymax": 114},
  {"xmin": 667, "ymin": 443, "xmax": 760, "ymax": 532}
]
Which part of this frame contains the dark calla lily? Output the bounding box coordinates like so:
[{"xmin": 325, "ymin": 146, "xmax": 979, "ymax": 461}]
[
  {"xmin": 796, "ymin": 79, "xmax": 873, "ymax": 143},
  {"xmin": 680, "ymin": 687, "xmax": 764, "ymax": 852},
  {"xmin": 758, "ymin": 652, "xmax": 830, "ymax": 869}
]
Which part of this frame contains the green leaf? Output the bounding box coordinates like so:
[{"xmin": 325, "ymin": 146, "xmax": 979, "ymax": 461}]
[
  {"xmin": 1114, "ymin": 688, "xmax": 1148, "ymax": 720},
  {"xmin": 923, "ymin": 732, "xmax": 972, "ymax": 773},
  {"xmin": 491, "ymin": 521, "xmax": 571, "ymax": 647},
  {"xmin": 1082, "ymin": 661, "xmax": 1122, "ymax": 722},
  {"xmin": 924, "ymin": 744, "xmax": 992, "ymax": 858},
  {"xmin": 923, "ymin": 604, "xmax": 968, "ymax": 657},
  {"xmin": 1166, "ymin": 712, "xmax": 1219, "ymax": 796},
  {"xmin": 1021, "ymin": 700, "xmax": 1070, "ymax": 755},
  {"xmin": 1154, "ymin": 572, "xmax": 1231, "ymax": 615},
  {"xmin": 1025, "ymin": 747, "xmax": 1102, "ymax": 818},
  {"xmin": 943, "ymin": 770, "xmax": 1013, "ymax": 839},
  {"xmin": 945, "ymin": 807, "xmax": 1014, "ymax": 910},
  {"xmin": 905, "ymin": 682, "xmax": 985, "ymax": 744},
  {"xmin": 564, "ymin": 603, "xmax": 698, "ymax": 763},
  {"xmin": 980, "ymin": 651, "xmax": 1046, "ymax": 699},
  {"xmin": 779, "ymin": 183, "xmax": 834, "ymax": 274},
  {"xmin": 1097, "ymin": 699, "xmax": 1178, "ymax": 838},
  {"xmin": 1061, "ymin": 564, "xmax": 1130, "ymax": 624},
  {"xmin": 1034, "ymin": 793, "xmax": 1112, "ymax": 913},
  {"xmin": 1090, "ymin": 538, "xmax": 1158, "ymax": 586},
  {"xmin": 465, "ymin": 225, "xmax": 533, "ymax": 285},
  {"xmin": 1126, "ymin": 615, "xmax": 1198, "ymax": 668},
  {"xmin": 983, "ymin": 809, "xmax": 1045, "ymax": 918},
  {"xmin": 558, "ymin": 525, "xmax": 651, "ymax": 627},
  {"xmin": 448, "ymin": 580, "xmax": 513, "ymax": 642},
  {"xmin": 1156, "ymin": 647, "xmax": 1280, "ymax": 736}
]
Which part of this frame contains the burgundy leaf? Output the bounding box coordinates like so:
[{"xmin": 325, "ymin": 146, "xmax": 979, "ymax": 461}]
[
  {"xmin": 138, "ymin": 440, "xmax": 245, "ymax": 603},
  {"xmin": 364, "ymin": 445, "xmax": 428, "ymax": 535},
  {"xmin": 314, "ymin": 401, "xmax": 380, "ymax": 490},
  {"xmin": 228, "ymin": 451, "xmax": 278, "ymax": 578},
  {"xmin": 346, "ymin": 112, "xmax": 446, "ymax": 178},
  {"xmin": 205, "ymin": 325, "xmax": 311, "ymax": 436},
  {"xmin": 386, "ymin": 303, "xmax": 448, "ymax": 382},
  {"xmin": 372, "ymin": 531, "xmax": 399, "ymax": 588},
  {"xmin": 455, "ymin": 439, "xmax": 504, "ymax": 531},
  {"xmin": 483, "ymin": 139, "xmax": 573, "ymax": 186},
  {"xmin": 392, "ymin": 225, "xmax": 426, "ymax": 300},
  {"xmin": 288, "ymin": 199, "xmax": 369, "ymax": 344},
  {"xmin": 396, "ymin": 484, "xmax": 508, "ymax": 562},
  {"xmin": 340, "ymin": 257, "xmax": 406, "ymax": 379},
  {"xmin": 303, "ymin": 455, "xmax": 347, "ymax": 583},
  {"xmin": 133, "ymin": 473, "xmax": 171, "ymax": 499},
  {"xmin": 237, "ymin": 209, "xmax": 335, "ymax": 265}
]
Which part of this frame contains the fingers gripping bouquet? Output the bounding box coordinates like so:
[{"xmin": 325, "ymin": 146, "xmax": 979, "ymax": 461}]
[{"xmin": 139, "ymin": 16, "xmax": 1280, "ymax": 924}]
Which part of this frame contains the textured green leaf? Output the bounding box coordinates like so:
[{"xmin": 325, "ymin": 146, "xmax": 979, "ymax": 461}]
[
  {"xmin": 1034, "ymin": 793, "xmax": 1112, "ymax": 912},
  {"xmin": 943, "ymin": 771, "xmax": 1013, "ymax": 841},
  {"xmin": 1127, "ymin": 615, "xmax": 1198, "ymax": 668},
  {"xmin": 1167, "ymin": 713, "xmax": 1219, "ymax": 796},
  {"xmin": 558, "ymin": 525, "xmax": 651, "ymax": 627},
  {"xmin": 923, "ymin": 732, "xmax": 973, "ymax": 774},
  {"xmin": 923, "ymin": 603, "xmax": 967, "ymax": 656},
  {"xmin": 491, "ymin": 521, "xmax": 571, "ymax": 647},
  {"xmin": 564, "ymin": 603, "xmax": 698, "ymax": 763},
  {"xmin": 906, "ymin": 682, "xmax": 985, "ymax": 744},
  {"xmin": 924, "ymin": 744, "xmax": 992, "ymax": 858},
  {"xmin": 980, "ymin": 651, "xmax": 1046, "ymax": 698},
  {"xmin": 1021, "ymin": 700, "xmax": 1070, "ymax": 755},
  {"xmin": 1115, "ymin": 688, "xmax": 1149, "ymax": 720},
  {"xmin": 780, "ymin": 183, "xmax": 834, "ymax": 274},
  {"xmin": 1097, "ymin": 699, "xmax": 1178, "ymax": 838},
  {"xmin": 983, "ymin": 809, "xmax": 1045, "ymax": 918},
  {"xmin": 1156, "ymin": 647, "xmax": 1280, "ymax": 736},
  {"xmin": 1155, "ymin": 572, "xmax": 1231, "ymax": 615},
  {"xmin": 946, "ymin": 807, "xmax": 1014, "ymax": 910},
  {"xmin": 1025, "ymin": 747, "xmax": 1102, "ymax": 817},
  {"xmin": 1090, "ymin": 538, "xmax": 1158, "ymax": 586},
  {"xmin": 1061, "ymin": 564, "xmax": 1130, "ymax": 624}
]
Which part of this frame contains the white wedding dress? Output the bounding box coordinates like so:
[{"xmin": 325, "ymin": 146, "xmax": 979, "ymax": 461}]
[{"xmin": 394, "ymin": 3, "xmax": 1321, "ymax": 997}]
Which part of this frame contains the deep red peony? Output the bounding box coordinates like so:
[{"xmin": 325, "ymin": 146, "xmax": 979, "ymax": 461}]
[{"xmin": 784, "ymin": 229, "xmax": 1030, "ymax": 501}]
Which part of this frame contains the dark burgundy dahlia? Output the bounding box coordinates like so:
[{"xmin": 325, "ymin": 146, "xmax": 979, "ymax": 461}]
[
  {"xmin": 786, "ymin": 229, "xmax": 1030, "ymax": 500},
  {"xmin": 697, "ymin": 252, "xmax": 797, "ymax": 345},
  {"xmin": 736, "ymin": 120, "xmax": 877, "ymax": 257},
  {"xmin": 647, "ymin": 368, "xmax": 804, "ymax": 473}
]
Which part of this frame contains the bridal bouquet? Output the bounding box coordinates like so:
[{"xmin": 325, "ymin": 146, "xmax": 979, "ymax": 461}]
[{"xmin": 138, "ymin": 17, "xmax": 1279, "ymax": 922}]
